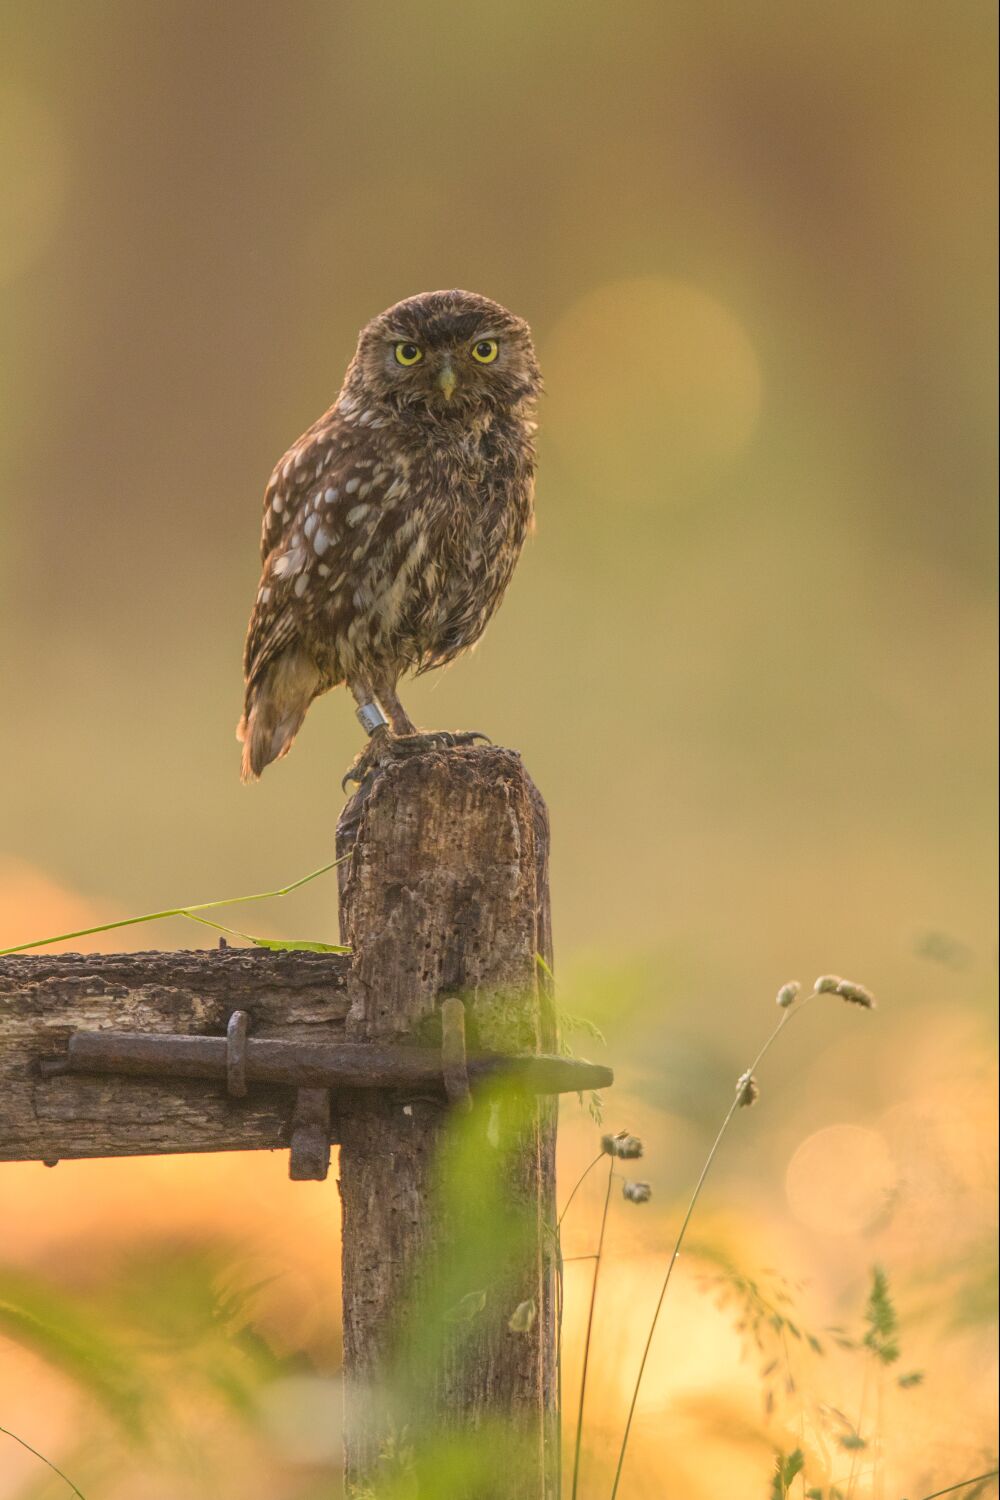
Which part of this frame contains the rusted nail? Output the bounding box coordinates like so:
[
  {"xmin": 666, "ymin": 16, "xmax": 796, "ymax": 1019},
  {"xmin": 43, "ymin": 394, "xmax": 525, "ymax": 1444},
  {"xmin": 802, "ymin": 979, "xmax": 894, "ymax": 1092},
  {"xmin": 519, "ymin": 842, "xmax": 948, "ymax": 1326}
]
[
  {"xmin": 226, "ymin": 1010, "xmax": 249, "ymax": 1097},
  {"xmin": 440, "ymin": 996, "xmax": 471, "ymax": 1111}
]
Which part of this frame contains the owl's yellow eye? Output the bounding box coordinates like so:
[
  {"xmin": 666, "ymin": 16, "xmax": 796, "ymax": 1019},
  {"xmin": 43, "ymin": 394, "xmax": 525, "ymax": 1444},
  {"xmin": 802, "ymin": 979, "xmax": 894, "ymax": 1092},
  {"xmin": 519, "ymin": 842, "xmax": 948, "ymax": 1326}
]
[
  {"xmin": 471, "ymin": 338, "xmax": 499, "ymax": 364},
  {"xmin": 394, "ymin": 342, "xmax": 423, "ymax": 366}
]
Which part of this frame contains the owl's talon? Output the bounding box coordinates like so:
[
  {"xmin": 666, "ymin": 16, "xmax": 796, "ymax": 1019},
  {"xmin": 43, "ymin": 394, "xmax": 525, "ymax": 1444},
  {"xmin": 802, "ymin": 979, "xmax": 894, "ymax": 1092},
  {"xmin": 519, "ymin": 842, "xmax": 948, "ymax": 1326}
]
[
  {"xmin": 340, "ymin": 728, "xmax": 491, "ymax": 795},
  {"xmin": 388, "ymin": 730, "xmax": 490, "ymax": 757}
]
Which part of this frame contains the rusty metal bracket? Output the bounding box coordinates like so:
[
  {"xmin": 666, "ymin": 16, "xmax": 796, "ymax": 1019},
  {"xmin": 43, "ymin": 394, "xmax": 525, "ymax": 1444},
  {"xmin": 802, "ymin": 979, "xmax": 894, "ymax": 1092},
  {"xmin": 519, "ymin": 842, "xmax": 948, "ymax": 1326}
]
[
  {"xmin": 289, "ymin": 1087, "xmax": 332, "ymax": 1181},
  {"xmin": 36, "ymin": 1006, "xmax": 613, "ymax": 1182},
  {"xmin": 226, "ymin": 1010, "xmax": 249, "ymax": 1098}
]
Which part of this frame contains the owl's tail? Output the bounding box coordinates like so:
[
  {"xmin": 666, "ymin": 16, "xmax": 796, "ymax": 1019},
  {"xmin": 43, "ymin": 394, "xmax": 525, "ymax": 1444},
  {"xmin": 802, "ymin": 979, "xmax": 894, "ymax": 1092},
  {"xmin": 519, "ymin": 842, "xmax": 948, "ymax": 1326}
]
[{"xmin": 237, "ymin": 647, "xmax": 322, "ymax": 783}]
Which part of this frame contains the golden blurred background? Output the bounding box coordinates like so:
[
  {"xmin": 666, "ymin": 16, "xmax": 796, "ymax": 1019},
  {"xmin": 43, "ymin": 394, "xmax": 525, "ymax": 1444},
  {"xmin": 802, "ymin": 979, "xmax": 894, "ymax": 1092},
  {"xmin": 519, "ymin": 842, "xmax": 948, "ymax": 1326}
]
[{"xmin": 0, "ymin": 1, "xmax": 996, "ymax": 1495}]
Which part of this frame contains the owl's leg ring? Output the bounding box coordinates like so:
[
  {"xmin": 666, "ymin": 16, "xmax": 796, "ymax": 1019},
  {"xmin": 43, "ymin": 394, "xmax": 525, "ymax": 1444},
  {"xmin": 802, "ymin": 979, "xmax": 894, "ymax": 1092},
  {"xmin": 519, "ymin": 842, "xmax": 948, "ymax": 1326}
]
[
  {"xmin": 356, "ymin": 701, "xmax": 388, "ymax": 736},
  {"xmin": 340, "ymin": 684, "xmax": 390, "ymax": 792}
]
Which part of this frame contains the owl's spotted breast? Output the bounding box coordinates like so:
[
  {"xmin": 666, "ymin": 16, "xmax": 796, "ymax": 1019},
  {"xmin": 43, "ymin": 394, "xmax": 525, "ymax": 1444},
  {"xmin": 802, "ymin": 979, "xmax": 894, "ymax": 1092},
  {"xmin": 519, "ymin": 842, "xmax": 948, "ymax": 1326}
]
[{"xmin": 238, "ymin": 290, "xmax": 541, "ymax": 783}]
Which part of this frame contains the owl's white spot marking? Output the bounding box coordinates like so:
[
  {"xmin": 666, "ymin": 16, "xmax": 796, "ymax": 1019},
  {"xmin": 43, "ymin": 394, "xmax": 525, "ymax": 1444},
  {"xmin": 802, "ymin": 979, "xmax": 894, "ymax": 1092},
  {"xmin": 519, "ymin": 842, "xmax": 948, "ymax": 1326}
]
[
  {"xmin": 358, "ymin": 409, "xmax": 375, "ymax": 426},
  {"xmin": 345, "ymin": 477, "xmax": 361, "ymax": 495},
  {"xmin": 294, "ymin": 573, "xmax": 309, "ymax": 597},
  {"xmin": 273, "ymin": 547, "xmax": 306, "ymax": 578},
  {"xmin": 346, "ymin": 504, "xmax": 369, "ymax": 526},
  {"xmin": 368, "ymin": 416, "xmax": 387, "ymax": 429},
  {"xmin": 317, "ymin": 563, "xmax": 330, "ymax": 577},
  {"xmin": 357, "ymin": 481, "xmax": 373, "ymax": 500},
  {"xmin": 323, "ymin": 486, "xmax": 338, "ymax": 504},
  {"xmin": 271, "ymin": 495, "xmax": 284, "ymax": 514},
  {"xmin": 304, "ymin": 513, "xmax": 318, "ymax": 538},
  {"xmin": 352, "ymin": 545, "xmax": 365, "ymax": 561},
  {"xmin": 258, "ymin": 586, "xmax": 271, "ymax": 604},
  {"xmin": 385, "ymin": 478, "xmax": 407, "ymax": 502},
  {"xmin": 281, "ymin": 457, "xmax": 295, "ymax": 481},
  {"xmin": 313, "ymin": 527, "xmax": 330, "ymax": 555}
]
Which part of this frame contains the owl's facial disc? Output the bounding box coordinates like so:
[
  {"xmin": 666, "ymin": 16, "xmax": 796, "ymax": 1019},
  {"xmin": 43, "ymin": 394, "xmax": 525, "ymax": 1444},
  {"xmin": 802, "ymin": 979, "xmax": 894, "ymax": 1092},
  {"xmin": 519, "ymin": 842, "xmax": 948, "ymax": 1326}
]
[{"xmin": 354, "ymin": 293, "xmax": 540, "ymax": 419}]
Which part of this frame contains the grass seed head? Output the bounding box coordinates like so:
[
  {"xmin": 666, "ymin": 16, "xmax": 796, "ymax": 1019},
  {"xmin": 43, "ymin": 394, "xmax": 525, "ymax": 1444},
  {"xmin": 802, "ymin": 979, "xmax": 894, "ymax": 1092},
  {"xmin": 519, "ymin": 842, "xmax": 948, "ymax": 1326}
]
[
  {"xmin": 776, "ymin": 981, "xmax": 801, "ymax": 1008},
  {"xmin": 834, "ymin": 978, "xmax": 876, "ymax": 1008},
  {"xmin": 736, "ymin": 1070, "xmax": 760, "ymax": 1107},
  {"xmin": 622, "ymin": 1180, "xmax": 652, "ymax": 1204},
  {"xmin": 602, "ymin": 1131, "xmax": 644, "ymax": 1159}
]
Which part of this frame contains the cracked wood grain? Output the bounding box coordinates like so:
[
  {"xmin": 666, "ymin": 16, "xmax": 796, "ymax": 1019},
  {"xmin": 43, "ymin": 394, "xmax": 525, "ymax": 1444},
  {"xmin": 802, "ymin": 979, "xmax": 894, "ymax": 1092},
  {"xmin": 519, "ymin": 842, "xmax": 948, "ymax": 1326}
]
[
  {"xmin": 335, "ymin": 746, "xmax": 557, "ymax": 1500},
  {"xmin": 0, "ymin": 949, "xmax": 349, "ymax": 1160}
]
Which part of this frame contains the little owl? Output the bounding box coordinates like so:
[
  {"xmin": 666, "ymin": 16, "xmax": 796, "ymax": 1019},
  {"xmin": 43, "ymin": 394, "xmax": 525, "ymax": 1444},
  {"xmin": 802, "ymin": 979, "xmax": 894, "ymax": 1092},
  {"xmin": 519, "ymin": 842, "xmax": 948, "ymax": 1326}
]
[{"xmin": 237, "ymin": 289, "xmax": 541, "ymax": 786}]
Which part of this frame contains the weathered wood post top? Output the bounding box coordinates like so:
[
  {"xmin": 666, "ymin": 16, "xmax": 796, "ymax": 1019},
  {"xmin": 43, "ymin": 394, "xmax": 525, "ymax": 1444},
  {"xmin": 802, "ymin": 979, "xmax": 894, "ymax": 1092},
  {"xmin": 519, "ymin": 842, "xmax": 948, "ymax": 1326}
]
[{"xmin": 0, "ymin": 744, "xmax": 613, "ymax": 1498}]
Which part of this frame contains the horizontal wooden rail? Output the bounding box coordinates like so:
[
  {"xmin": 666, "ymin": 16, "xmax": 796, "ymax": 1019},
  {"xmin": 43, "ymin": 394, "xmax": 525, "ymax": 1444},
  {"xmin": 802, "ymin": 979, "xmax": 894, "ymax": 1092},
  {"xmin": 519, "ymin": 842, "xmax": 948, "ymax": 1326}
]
[{"xmin": 0, "ymin": 949, "xmax": 349, "ymax": 1161}]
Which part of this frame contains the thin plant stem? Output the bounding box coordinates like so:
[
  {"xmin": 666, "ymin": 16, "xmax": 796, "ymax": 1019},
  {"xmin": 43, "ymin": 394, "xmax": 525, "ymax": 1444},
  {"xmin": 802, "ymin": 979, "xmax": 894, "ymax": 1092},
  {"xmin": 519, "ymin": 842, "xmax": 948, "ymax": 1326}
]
[
  {"xmin": 0, "ymin": 855, "xmax": 347, "ymax": 956},
  {"xmin": 557, "ymin": 1141, "xmax": 607, "ymax": 1490},
  {"xmin": 0, "ymin": 1425, "xmax": 87, "ymax": 1498},
  {"xmin": 180, "ymin": 910, "xmax": 344, "ymax": 952},
  {"xmin": 553, "ymin": 1127, "xmax": 603, "ymax": 1493},
  {"xmin": 560, "ymin": 1152, "xmax": 605, "ymax": 1226},
  {"xmin": 916, "ymin": 1475, "xmax": 1000, "ymax": 1500},
  {"xmin": 608, "ymin": 992, "xmax": 817, "ymax": 1500},
  {"xmin": 571, "ymin": 1157, "xmax": 615, "ymax": 1500}
]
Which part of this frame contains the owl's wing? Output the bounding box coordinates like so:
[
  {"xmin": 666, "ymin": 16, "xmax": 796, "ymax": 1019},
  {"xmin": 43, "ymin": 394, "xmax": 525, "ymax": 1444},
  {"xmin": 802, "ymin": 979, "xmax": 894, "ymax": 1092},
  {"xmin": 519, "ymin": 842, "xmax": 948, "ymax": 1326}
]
[
  {"xmin": 245, "ymin": 412, "xmax": 342, "ymax": 686},
  {"xmin": 258, "ymin": 404, "xmax": 342, "ymax": 561},
  {"xmin": 243, "ymin": 407, "xmax": 404, "ymax": 689}
]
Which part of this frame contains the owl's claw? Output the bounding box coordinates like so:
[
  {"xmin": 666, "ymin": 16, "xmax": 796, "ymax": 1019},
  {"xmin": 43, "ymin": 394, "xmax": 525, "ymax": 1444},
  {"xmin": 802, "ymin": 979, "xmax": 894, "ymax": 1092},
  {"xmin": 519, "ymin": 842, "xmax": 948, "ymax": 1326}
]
[
  {"xmin": 386, "ymin": 729, "xmax": 492, "ymax": 755},
  {"xmin": 341, "ymin": 764, "xmax": 368, "ymax": 794},
  {"xmin": 341, "ymin": 729, "xmax": 491, "ymax": 793}
]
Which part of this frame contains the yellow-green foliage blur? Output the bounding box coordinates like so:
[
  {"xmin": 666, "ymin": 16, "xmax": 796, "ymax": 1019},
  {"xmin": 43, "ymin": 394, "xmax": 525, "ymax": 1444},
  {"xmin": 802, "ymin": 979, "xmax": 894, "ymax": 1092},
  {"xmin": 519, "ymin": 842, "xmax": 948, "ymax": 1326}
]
[{"xmin": 0, "ymin": 2, "xmax": 996, "ymax": 1497}]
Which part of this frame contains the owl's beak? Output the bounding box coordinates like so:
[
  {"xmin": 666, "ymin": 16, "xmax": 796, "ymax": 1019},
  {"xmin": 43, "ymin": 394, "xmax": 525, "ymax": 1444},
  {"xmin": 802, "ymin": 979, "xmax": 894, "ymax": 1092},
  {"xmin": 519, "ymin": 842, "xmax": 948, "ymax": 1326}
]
[{"xmin": 437, "ymin": 362, "xmax": 457, "ymax": 402}]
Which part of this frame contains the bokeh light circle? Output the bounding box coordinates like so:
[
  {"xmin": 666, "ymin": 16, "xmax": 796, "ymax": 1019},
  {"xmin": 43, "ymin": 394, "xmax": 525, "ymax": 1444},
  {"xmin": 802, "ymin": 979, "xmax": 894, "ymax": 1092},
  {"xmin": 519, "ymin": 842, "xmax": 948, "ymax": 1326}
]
[
  {"xmin": 785, "ymin": 1124, "xmax": 897, "ymax": 1235},
  {"xmin": 542, "ymin": 276, "xmax": 762, "ymax": 503}
]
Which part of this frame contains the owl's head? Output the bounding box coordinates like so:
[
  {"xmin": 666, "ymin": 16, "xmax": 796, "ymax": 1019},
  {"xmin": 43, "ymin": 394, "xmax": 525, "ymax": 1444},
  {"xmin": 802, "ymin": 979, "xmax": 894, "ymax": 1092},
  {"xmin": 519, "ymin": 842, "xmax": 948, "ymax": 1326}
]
[{"xmin": 348, "ymin": 290, "xmax": 541, "ymax": 421}]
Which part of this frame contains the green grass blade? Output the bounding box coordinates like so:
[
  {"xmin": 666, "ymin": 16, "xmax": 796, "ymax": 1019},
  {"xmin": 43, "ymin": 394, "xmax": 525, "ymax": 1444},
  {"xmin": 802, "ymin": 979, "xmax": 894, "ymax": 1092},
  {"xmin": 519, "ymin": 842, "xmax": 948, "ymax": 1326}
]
[
  {"xmin": 0, "ymin": 1425, "xmax": 87, "ymax": 1499},
  {"xmin": 0, "ymin": 855, "xmax": 347, "ymax": 956},
  {"xmin": 179, "ymin": 911, "xmax": 348, "ymax": 953}
]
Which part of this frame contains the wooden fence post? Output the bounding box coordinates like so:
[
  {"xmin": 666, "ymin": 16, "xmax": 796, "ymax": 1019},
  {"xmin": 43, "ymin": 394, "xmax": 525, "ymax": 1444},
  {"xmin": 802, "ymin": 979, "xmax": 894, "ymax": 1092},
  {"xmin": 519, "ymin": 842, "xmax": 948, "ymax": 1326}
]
[{"xmin": 335, "ymin": 746, "xmax": 558, "ymax": 1498}]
